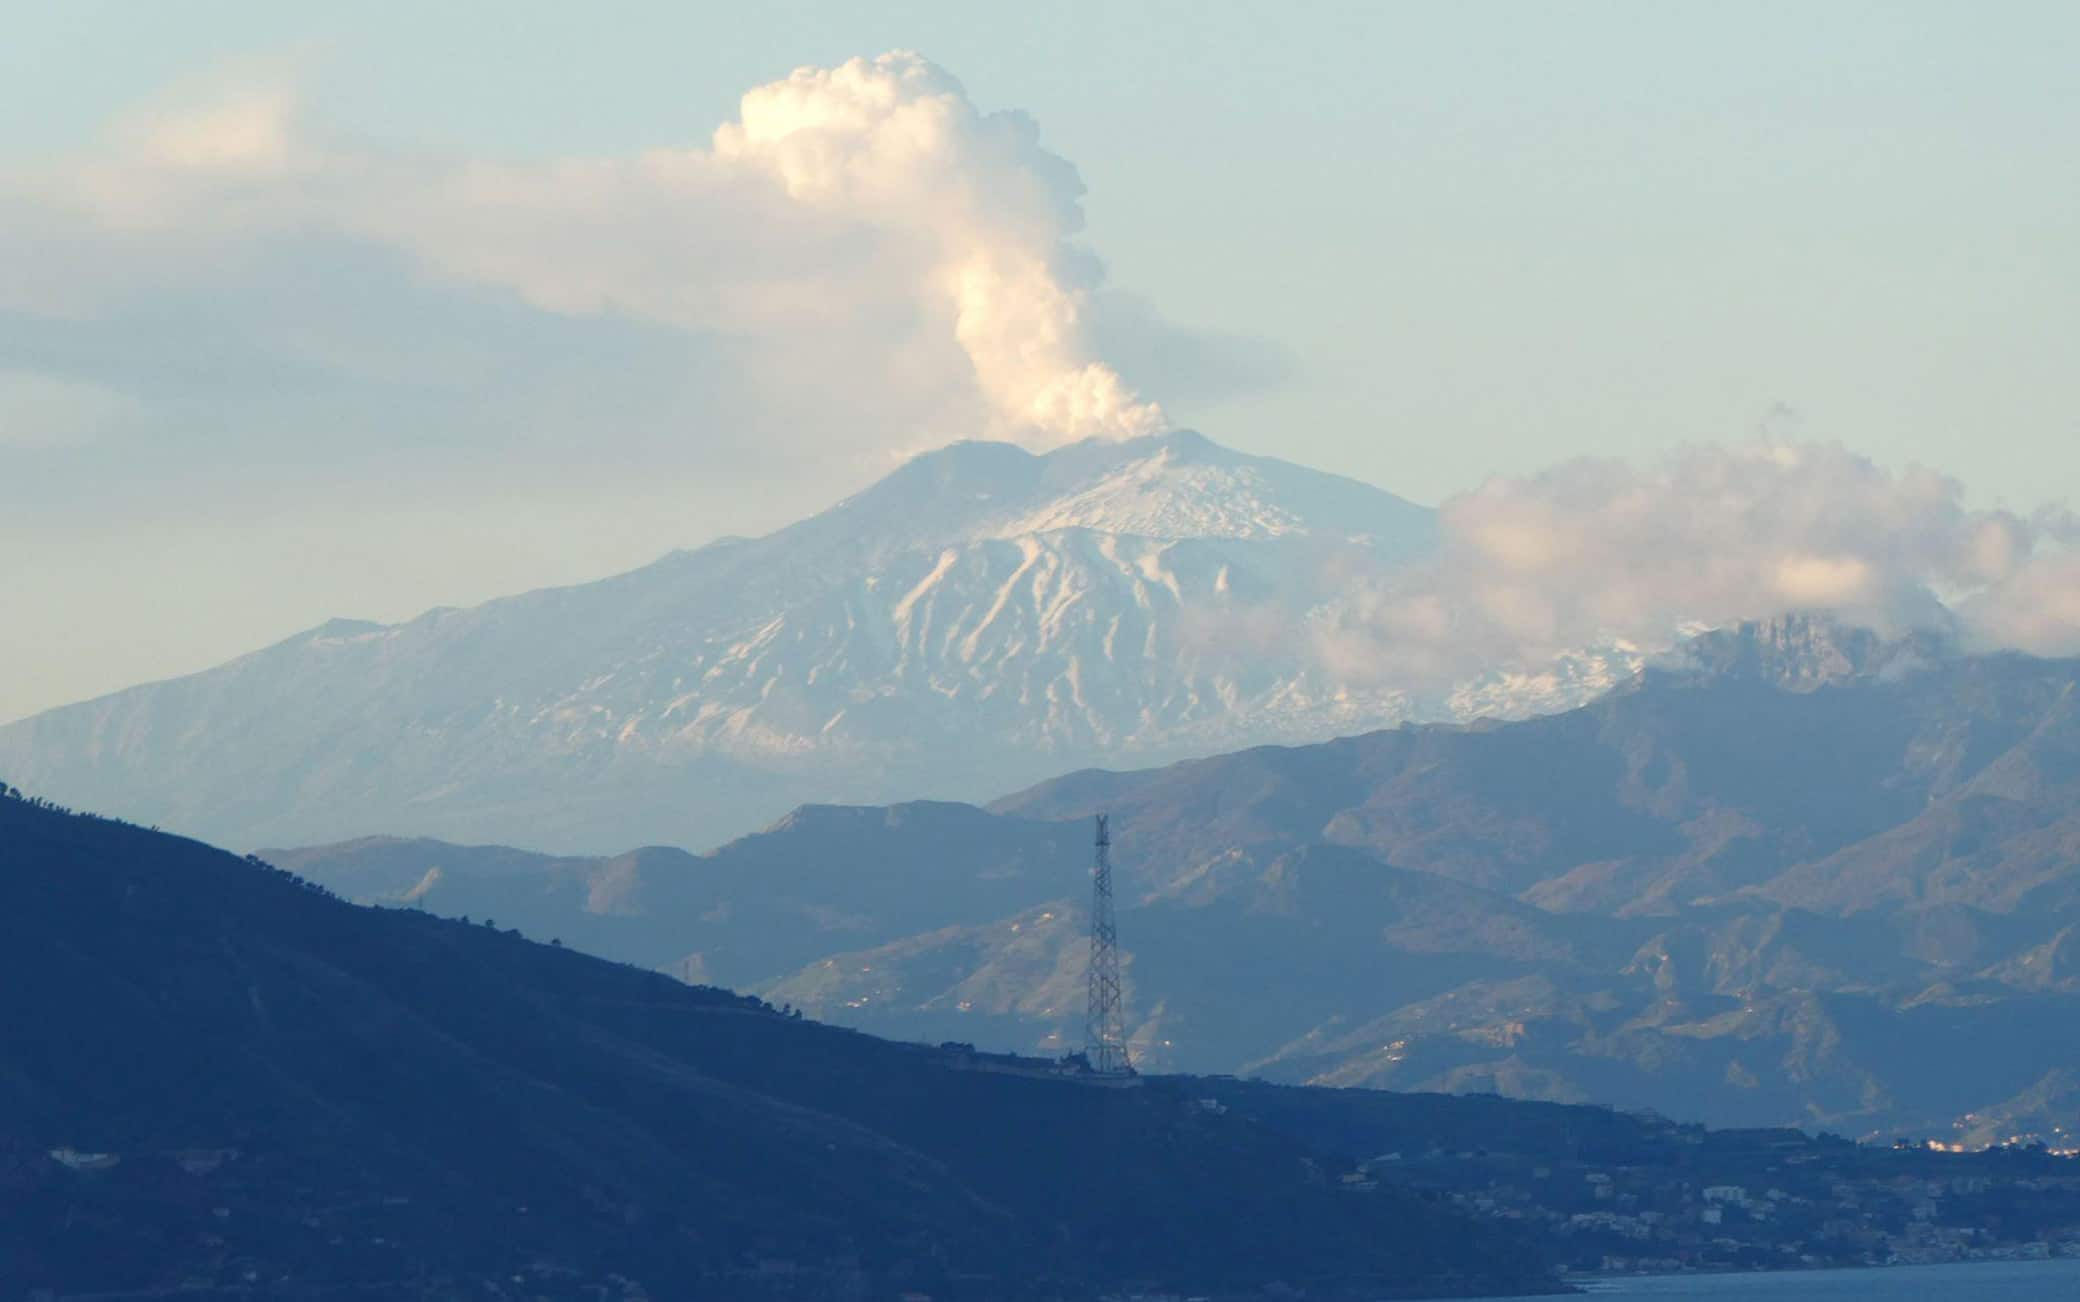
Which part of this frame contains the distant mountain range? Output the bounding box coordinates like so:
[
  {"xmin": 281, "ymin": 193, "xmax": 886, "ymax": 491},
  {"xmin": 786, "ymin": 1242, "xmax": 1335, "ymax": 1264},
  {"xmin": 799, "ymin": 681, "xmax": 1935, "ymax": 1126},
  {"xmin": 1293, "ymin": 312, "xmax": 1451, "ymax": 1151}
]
[
  {"xmin": 272, "ymin": 618, "xmax": 2080, "ymax": 1143},
  {"xmin": 0, "ymin": 429, "xmax": 1649, "ymax": 854}
]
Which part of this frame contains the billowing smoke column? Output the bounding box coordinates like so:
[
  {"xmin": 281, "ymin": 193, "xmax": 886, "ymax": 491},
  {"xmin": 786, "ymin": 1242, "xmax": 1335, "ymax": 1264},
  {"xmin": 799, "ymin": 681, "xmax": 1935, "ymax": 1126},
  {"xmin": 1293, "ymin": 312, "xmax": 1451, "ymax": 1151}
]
[
  {"xmin": 384, "ymin": 50, "xmax": 1169, "ymax": 445},
  {"xmin": 715, "ymin": 53, "xmax": 1167, "ymax": 443},
  {"xmin": 1314, "ymin": 442, "xmax": 2080, "ymax": 684}
]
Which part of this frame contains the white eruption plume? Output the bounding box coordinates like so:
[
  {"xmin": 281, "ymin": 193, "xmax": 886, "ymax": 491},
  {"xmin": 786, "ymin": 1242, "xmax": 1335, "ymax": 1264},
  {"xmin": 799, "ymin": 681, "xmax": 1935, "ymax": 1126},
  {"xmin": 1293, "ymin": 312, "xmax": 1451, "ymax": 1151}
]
[{"xmin": 714, "ymin": 54, "xmax": 1166, "ymax": 442}]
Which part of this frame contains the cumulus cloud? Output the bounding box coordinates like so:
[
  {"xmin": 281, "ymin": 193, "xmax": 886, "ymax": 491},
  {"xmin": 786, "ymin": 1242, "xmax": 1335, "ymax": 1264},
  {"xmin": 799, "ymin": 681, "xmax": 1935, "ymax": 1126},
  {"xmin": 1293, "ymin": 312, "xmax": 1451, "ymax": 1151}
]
[
  {"xmin": 1314, "ymin": 442, "xmax": 2080, "ymax": 683},
  {"xmin": 24, "ymin": 51, "xmax": 1166, "ymax": 450}
]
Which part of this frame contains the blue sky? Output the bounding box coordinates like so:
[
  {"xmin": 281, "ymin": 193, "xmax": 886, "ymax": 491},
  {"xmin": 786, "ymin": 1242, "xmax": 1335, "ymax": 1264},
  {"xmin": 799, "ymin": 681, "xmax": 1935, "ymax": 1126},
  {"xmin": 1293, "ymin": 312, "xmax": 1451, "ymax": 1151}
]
[{"xmin": 3, "ymin": 2, "xmax": 2076, "ymax": 720}]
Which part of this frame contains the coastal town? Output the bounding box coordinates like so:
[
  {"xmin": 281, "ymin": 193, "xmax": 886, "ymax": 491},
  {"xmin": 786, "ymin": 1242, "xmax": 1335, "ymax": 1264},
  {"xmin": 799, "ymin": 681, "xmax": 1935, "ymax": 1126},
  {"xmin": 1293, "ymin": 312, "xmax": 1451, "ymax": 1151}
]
[
  {"xmin": 1194, "ymin": 1077, "xmax": 2080, "ymax": 1279},
  {"xmin": 1371, "ymin": 1128, "xmax": 2080, "ymax": 1273}
]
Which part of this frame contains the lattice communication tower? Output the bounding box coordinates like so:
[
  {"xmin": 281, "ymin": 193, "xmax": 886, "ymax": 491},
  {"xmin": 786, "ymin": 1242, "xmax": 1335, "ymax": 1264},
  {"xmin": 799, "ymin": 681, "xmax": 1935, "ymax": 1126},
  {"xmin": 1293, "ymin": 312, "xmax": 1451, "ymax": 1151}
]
[{"xmin": 1083, "ymin": 813, "xmax": 1132, "ymax": 1075}]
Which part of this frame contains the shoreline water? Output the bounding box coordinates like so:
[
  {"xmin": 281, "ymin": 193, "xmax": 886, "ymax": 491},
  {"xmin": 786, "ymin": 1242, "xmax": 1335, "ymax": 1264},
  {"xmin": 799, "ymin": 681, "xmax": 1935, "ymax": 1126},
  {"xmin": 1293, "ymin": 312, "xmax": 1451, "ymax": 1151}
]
[{"xmin": 1542, "ymin": 1255, "xmax": 2080, "ymax": 1298}]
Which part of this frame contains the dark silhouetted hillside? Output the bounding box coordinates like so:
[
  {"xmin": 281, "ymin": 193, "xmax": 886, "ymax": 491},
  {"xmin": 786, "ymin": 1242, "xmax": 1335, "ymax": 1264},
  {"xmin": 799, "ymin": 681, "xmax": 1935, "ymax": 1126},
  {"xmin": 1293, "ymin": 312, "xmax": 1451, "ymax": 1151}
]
[{"xmin": 0, "ymin": 789, "xmax": 1550, "ymax": 1300}]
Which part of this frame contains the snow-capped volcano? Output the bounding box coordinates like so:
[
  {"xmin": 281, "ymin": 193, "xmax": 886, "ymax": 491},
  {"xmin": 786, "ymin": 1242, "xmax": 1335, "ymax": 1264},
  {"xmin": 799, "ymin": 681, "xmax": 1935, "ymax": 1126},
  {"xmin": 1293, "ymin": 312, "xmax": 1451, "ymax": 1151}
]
[{"xmin": 3, "ymin": 431, "xmax": 1483, "ymax": 851}]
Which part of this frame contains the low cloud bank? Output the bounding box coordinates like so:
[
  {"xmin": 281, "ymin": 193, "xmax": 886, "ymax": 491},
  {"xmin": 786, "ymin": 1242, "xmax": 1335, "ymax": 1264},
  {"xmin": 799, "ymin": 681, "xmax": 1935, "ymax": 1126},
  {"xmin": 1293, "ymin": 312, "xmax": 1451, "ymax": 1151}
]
[
  {"xmin": 22, "ymin": 51, "xmax": 1164, "ymax": 450},
  {"xmin": 1313, "ymin": 443, "xmax": 2080, "ymax": 684}
]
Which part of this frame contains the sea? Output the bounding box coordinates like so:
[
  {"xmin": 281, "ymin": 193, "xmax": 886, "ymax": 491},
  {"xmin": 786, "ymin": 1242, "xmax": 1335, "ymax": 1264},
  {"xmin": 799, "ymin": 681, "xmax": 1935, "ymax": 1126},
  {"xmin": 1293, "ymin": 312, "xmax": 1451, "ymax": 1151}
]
[{"xmin": 1519, "ymin": 1258, "xmax": 2080, "ymax": 1299}]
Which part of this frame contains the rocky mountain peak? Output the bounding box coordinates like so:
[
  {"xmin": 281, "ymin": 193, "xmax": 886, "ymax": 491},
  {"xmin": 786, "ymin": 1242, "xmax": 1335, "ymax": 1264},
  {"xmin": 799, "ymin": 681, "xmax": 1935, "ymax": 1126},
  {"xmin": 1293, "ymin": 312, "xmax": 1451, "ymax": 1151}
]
[{"xmin": 1668, "ymin": 613, "xmax": 1957, "ymax": 691}]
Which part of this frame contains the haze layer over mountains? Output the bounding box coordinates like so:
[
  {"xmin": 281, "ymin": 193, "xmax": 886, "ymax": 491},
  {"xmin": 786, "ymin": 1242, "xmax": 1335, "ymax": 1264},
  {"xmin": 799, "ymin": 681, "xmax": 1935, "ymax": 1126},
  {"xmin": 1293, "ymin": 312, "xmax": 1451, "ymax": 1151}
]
[{"xmin": 1, "ymin": 430, "xmax": 1637, "ymax": 853}]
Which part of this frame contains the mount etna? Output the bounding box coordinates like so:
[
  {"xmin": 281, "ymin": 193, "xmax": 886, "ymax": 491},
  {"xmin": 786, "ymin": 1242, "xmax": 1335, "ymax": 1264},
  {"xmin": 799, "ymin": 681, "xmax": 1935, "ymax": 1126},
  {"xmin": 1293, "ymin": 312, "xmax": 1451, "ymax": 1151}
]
[{"xmin": 0, "ymin": 430, "xmax": 1639, "ymax": 854}]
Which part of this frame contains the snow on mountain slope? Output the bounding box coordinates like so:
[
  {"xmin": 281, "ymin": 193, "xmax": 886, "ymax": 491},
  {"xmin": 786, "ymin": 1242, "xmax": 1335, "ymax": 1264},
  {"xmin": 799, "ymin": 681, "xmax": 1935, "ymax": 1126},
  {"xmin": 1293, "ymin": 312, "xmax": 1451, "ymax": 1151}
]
[{"xmin": 0, "ymin": 429, "xmax": 1558, "ymax": 852}]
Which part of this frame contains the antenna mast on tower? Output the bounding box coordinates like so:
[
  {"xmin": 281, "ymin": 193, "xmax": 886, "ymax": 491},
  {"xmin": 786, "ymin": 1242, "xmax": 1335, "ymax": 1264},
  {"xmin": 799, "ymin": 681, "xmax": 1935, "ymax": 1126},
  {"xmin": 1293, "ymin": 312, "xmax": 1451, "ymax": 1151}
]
[{"xmin": 1083, "ymin": 814, "xmax": 1131, "ymax": 1075}]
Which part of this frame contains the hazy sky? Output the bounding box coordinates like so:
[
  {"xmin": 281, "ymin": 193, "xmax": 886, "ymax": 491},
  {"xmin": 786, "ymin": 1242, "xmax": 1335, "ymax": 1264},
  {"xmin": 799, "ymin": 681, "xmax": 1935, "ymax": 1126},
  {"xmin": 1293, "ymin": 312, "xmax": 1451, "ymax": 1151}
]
[{"xmin": 4, "ymin": 1, "xmax": 2076, "ymax": 722}]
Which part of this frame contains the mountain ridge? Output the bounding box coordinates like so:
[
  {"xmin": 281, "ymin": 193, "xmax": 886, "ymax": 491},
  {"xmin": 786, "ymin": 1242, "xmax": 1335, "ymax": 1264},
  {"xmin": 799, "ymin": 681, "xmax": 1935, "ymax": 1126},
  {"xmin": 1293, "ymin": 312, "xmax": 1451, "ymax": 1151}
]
[{"xmin": 269, "ymin": 626, "xmax": 2080, "ymax": 1142}]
